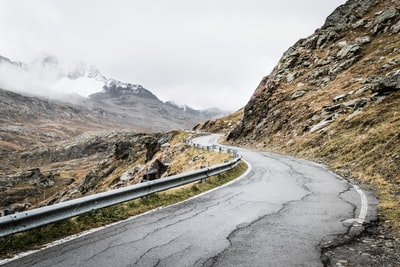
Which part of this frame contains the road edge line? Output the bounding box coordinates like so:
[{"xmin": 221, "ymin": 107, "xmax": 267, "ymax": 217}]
[{"xmin": 352, "ymin": 184, "xmax": 368, "ymax": 222}]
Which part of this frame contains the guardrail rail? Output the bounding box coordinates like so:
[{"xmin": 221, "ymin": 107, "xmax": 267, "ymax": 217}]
[{"xmin": 0, "ymin": 142, "xmax": 241, "ymax": 237}]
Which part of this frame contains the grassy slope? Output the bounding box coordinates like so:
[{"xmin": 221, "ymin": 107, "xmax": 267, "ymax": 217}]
[
  {"xmin": 215, "ymin": 91, "xmax": 399, "ymax": 230},
  {"xmin": 193, "ymin": 108, "xmax": 244, "ymax": 135},
  {"xmin": 0, "ymin": 162, "xmax": 247, "ymax": 259},
  {"xmin": 206, "ymin": 1, "xmax": 400, "ymax": 232},
  {"xmin": 0, "ymin": 130, "xmax": 246, "ymax": 258}
]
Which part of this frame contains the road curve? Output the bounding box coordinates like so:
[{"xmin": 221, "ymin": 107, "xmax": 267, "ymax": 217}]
[{"xmin": 1, "ymin": 134, "xmax": 376, "ymax": 267}]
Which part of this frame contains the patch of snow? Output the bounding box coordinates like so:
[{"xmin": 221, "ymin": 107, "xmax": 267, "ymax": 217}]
[{"xmin": 106, "ymin": 79, "xmax": 139, "ymax": 90}]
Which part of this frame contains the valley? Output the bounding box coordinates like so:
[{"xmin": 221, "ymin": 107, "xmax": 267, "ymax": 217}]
[
  {"xmin": 0, "ymin": 0, "xmax": 399, "ymax": 265},
  {"xmin": 0, "ymin": 56, "xmax": 228, "ymax": 214}
]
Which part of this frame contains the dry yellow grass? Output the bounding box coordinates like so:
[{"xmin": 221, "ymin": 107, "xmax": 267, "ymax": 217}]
[
  {"xmin": 4, "ymin": 130, "xmax": 233, "ymax": 209},
  {"xmin": 194, "ymin": 109, "xmax": 244, "ymax": 135},
  {"xmin": 201, "ymin": 2, "xmax": 400, "ymax": 233},
  {"xmin": 167, "ymin": 146, "xmax": 231, "ymax": 175}
]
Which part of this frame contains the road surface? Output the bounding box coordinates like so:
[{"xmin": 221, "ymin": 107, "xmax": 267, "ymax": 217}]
[{"xmin": 1, "ymin": 134, "xmax": 376, "ymax": 266}]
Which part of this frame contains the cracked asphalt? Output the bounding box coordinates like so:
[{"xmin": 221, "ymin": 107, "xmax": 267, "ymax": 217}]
[{"xmin": 1, "ymin": 135, "xmax": 376, "ymax": 267}]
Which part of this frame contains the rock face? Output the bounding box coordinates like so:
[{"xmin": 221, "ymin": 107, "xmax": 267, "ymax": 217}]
[
  {"xmin": 0, "ymin": 130, "xmax": 176, "ymax": 209},
  {"xmin": 228, "ymin": 0, "xmax": 399, "ymax": 143},
  {"xmin": 0, "ymin": 168, "xmax": 54, "ymax": 207},
  {"xmin": 223, "ymin": 1, "xmax": 400, "ymax": 265},
  {"xmin": 225, "ymin": 0, "xmax": 400, "ymax": 230},
  {"xmin": 372, "ymin": 72, "xmax": 400, "ymax": 93},
  {"xmin": 90, "ymin": 81, "xmax": 159, "ymax": 101},
  {"xmin": 77, "ymin": 132, "xmax": 163, "ymax": 194}
]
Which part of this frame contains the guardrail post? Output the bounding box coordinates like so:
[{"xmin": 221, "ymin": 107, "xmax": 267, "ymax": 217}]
[{"xmin": 200, "ymin": 166, "xmax": 207, "ymax": 183}]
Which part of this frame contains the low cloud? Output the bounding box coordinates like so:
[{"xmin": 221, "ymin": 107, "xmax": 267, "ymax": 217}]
[
  {"xmin": 0, "ymin": 58, "xmax": 104, "ymax": 102},
  {"xmin": 0, "ymin": 0, "xmax": 347, "ymax": 110}
]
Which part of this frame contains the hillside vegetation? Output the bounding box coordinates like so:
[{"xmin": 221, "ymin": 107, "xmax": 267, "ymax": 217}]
[
  {"xmin": 204, "ymin": 0, "xmax": 400, "ymax": 231},
  {"xmin": 0, "ymin": 130, "xmax": 233, "ymax": 212},
  {"xmin": 194, "ymin": 108, "xmax": 243, "ymax": 135}
]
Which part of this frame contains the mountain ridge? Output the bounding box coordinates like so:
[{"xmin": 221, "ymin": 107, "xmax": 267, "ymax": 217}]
[
  {"xmin": 195, "ymin": 0, "xmax": 400, "ymax": 264},
  {"xmin": 0, "ymin": 54, "xmax": 228, "ymax": 134},
  {"xmin": 0, "ymin": 54, "xmax": 228, "ymax": 116},
  {"xmin": 240, "ymin": 0, "xmax": 399, "ymax": 223},
  {"xmin": 199, "ymin": 0, "xmax": 400, "ymax": 237}
]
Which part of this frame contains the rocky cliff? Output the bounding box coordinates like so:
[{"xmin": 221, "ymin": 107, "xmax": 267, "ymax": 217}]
[
  {"xmin": 226, "ymin": 0, "xmax": 399, "ymax": 228},
  {"xmin": 0, "ymin": 130, "xmax": 163, "ymax": 208},
  {"xmin": 0, "ymin": 130, "xmax": 182, "ymax": 209},
  {"xmin": 229, "ymin": 0, "xmax": 399, "ymax": 142}
]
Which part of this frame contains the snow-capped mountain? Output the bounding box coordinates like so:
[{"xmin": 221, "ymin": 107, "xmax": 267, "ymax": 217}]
[
  {"xmin": 91, "ymin": 80, "xmax": 159, "ymax": 100},
  {"xmin": 0, "ymin": 54, "xmax": 227, "ymax": 132},
  {"xmin": 0, "ymin": 54, "xmax": 104, "ymax": 98}
]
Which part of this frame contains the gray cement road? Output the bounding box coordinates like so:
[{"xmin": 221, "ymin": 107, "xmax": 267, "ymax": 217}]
[{"xmin": 1, "ymin": 134, "xmax": 376, "ymax": 267}]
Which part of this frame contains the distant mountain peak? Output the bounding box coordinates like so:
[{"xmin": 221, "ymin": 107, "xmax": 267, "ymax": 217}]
[
  {"xmin": 104, "ymin": 79, "xmax": 157, "ymax": 99},
  {"xmin": 0, "ymin": 55, "xmax": 24, "ymax": 68},
  {"xmin": 29, "ymin": 55, "xmax": 156, "ymax": 100},
  {"xmin": 66, "ymin": 62, "xmax": 107, "ymax": 82},
  {"xmin": 88, "ymin": 79, "xmax": 159, "ymax": 100},
  {"xmin": 0, "ymin": 53, "xmax": 227, "ymax": 120}
]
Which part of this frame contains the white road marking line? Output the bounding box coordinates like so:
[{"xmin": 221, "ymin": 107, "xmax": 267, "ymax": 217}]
[{"xmin": 352, "ymin": 185, "xmax": 368, "ymax": 221}]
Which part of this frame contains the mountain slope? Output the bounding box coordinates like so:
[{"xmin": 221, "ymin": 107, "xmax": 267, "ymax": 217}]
[
  {"xmin": 0, "ymin": 54, "xmax": 227, "ymax": 133},
  {"xmin": 86, "ymin": 84, "xmax": 213, "ymax": 132},
  {"xmin": 223, "ymin": 0, "xmax": 400, "ymax": 230},
  {"xmin": 0, "ymin": 88, "xmax": 119, "ymax": 154}
]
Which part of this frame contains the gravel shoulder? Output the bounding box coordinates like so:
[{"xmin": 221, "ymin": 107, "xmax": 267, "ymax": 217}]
[{"xmin": 321, "ymin": 220, "xmax": 400, "ymax": 267}]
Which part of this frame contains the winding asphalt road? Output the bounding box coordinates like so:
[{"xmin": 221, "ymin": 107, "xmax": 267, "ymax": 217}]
[{"xmin": 1, "ymin": 134, "xmax": 376, "ymax": 267}]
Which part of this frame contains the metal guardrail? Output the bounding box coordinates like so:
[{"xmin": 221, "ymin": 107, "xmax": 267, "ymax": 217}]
[
  {"xmin": 0, "ymin": 155, "xmax": 241, "ymax": 237},
  {"xmin": 183, "ymin": 137, "xmax": 240, "ymax": 158}
]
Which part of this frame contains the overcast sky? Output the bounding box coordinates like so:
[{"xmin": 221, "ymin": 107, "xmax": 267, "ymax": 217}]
[{"xmin": 0, "ymin": 0, "xmax": 346, "ymax": 111}]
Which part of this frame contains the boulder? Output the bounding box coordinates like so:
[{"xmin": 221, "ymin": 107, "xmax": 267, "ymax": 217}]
[
  {"xmin": 145, "ymin": 140, "xmax": 161, "ymax": 162},
  {"xmin": 355, "ymin": 36, "xmax": 371, "ymax": 45},
  {"xmin": 333, "ymin": 93, "xmax": 348, "ymax": 102},
  {"xmin": 336, "ymin": 44, "xmax": 361, "ymax": 59},
  {"xmin": 352, "ymin": 18, "xmax": 368, "ymax": 29},
  {"xmin": 63, "ymin": 178, "xmax": 75, "ymax": 185},
  {"xmin": 371, "ymin": 9, "xmax": 399, "ymax": 34},
  {"xmin": 316, "ymin": 58, "xmax": 332, "ymax": 66},
  {"xmin": 342, "ymin": 98, "xmax": 368, "ymax": 109},
  {"xmin": 392, "ymin": 21, "xmax": 400, "ymax": 34},
  {"xmin": 323, "ymin": 104, "xmax": 342, "ymax": 113},
  {"xmin": 113, "ymin": 141, "xmax": 132, "ymax": 160},
  {"xmin": 329, "ymin": 57, "xmax": 360, "ymax": 75},
  {"xmin": 372, "ymin": 73, "xmax": 400, "ymax": 93},
  {"xmin": 310, "ymin": 114, "xmax": 338, "ymax": 133},
  {"xmin": 375, "ymin": 9, "xmax": 398, "ymax": 25},
  {"xmin": 356, "ymin": 86, "xmax": 370, "ymax": 94},
  {"xmin": 9, "ymin": 203, "xmax": 31, "ymax": 212},
  {"xmin": 143, "ymin": 159, "xmax": 168, "ymax": 181},
  {"xmin": 291, "ymin": 90, "xmax": 307, "ymax": 100}
]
